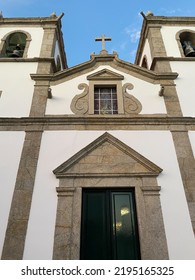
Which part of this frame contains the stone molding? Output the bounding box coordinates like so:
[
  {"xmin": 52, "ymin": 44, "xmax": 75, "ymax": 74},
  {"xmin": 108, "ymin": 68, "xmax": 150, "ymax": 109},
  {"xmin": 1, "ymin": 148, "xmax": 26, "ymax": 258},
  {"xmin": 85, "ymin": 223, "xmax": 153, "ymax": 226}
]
[
  {"xmin": 2, "ymin": 116, "xmax": 195, "ymax": 131},
  {"xmin": 87, "ymin": 68, "xmax": 124, "ymax": 80},
  {"xmin": 70, "ymin": 83, "xmax": 89, "ymax": 115},
  {"xmin": 30, "ymin": 54, "xmax": 178, "ymax": 85},
  {"xmin": 123, "ymin": 83, "xmax": 142, "ymax": 114},
  {"xmin": 53, "ymin": 132, "xmax": 162, "ymax": 178}
]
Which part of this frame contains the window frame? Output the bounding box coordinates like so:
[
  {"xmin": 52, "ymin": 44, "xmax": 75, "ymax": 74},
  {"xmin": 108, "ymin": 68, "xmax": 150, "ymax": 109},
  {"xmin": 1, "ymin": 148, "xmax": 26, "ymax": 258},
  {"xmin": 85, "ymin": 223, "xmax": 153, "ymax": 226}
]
[{"xmin": 88, "ymin": 80, "xmax": 124, "ymax": 115}]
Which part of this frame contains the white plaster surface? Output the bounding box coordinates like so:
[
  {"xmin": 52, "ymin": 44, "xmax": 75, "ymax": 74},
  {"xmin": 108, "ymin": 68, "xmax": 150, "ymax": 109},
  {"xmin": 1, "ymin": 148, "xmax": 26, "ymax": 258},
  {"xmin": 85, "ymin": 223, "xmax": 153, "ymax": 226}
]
[
  {"xmin": 170, "ymin": 61, "xmax": 195, "ymax": 117},
  {"xmin": 24, "ymin": 130, "xmax": 195, "ymax": 259},
  {"xmin": 0, "ymin": 63, "xmax": 37, "ymax": 117},
  {"xmin": 0, "ymin": 132, "xmax": 25, "ymax": 257}
]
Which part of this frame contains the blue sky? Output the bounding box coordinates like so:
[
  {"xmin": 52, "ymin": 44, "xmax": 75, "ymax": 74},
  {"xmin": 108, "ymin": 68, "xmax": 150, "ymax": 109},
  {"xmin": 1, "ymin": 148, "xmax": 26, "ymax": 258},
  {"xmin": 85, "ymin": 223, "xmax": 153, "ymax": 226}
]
[{"xmin": 1, "ymin": 0, "xmax": 195, "ymax": 67}]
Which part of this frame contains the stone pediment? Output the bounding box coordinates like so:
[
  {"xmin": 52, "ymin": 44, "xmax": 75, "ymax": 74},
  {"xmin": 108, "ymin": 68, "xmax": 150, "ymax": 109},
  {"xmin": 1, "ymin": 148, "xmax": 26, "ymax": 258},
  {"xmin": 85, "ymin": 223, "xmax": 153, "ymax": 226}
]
[
  {"xmin": 87, "ymin": 69, "xmax": 124, "ymax": 80},
  {"xmin": 53, "ymin": 132, "xmax": 162, "ymax": 178}
]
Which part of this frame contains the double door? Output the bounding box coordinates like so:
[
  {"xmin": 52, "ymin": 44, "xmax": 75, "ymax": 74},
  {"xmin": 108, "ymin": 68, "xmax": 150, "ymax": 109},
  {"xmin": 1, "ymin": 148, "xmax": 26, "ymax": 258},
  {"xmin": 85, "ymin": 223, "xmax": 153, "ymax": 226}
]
[{"xmin": 80, "ymin": 188, "xmax": 140, "ymax": 260}]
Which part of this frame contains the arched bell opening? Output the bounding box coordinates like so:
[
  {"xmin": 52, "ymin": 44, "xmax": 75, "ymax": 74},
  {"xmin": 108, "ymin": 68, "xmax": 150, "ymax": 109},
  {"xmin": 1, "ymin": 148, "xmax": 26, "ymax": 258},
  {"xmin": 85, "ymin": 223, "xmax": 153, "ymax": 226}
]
[
  {"xmin": 179, "ymin": 31, "xmax": 195, "ymax": 57},
  {"xmin": 141, "ymin": 56, "xmax": 148, "ymax": 69},
  {"xmin": 0, "ymin": 31, "xmax": 28, "ymax": 58}
]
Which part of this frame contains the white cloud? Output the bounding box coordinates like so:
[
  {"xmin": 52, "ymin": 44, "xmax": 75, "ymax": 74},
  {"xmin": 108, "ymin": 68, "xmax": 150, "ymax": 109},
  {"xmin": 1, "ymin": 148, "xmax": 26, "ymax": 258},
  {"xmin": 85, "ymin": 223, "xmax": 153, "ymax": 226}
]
[
  {"xmin": 124, "ymin": 26, "xmax": 140, "ymax": 43},
  {"xmin": 120, "ymin": 42, "xmax": 127, "ymax": 51},
  {"xmin": 158, "ymin": 7, "xmax": 182, "ymax": 15}
]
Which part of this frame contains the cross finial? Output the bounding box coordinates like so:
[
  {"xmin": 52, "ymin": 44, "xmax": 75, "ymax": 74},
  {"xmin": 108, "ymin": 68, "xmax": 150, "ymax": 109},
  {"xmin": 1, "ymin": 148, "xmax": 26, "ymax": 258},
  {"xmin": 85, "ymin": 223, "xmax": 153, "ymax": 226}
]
[{"xmin": 95, "ymin": 34, "xmax": 112, "ymax": 53}]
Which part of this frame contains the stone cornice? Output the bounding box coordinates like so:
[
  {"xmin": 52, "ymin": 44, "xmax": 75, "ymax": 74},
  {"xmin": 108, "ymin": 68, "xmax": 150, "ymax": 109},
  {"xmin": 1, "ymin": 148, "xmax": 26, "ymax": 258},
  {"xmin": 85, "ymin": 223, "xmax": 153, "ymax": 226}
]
[
  {"xmin": 1, "ymin": 116, "xmax": 195, "ymax": 131},
  {"xmin": 30, "ymin": 53, "xmax": 178, "ymax": 83},
  {"xmin": 144, "ymin": 16, "xmax": 195, "ymax": 26},
  {"xmin": 0, "ymin": 57, "xmax": 57, "ymax": 73},
  {"xmin": 0, "ymin": 14, "xmax": 64, "ymax": 27},
  {"xmin": 150, "ymin": 56, "xmax": 195, "ymax": 70},
  {"xmin": 0, "ymin": 57, "xmax": 55, "ymax": 63}
]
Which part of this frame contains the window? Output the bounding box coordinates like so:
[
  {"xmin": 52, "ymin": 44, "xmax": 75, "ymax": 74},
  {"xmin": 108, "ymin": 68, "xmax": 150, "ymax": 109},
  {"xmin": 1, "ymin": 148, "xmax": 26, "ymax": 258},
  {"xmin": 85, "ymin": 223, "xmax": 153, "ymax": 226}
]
[
  {"xmin": 80, "ymin": 188, "xmax": 140, "ymax": 260},
  {"xmin": 94, "ymin": 86, "xmax": 118, "ymax": 114}
]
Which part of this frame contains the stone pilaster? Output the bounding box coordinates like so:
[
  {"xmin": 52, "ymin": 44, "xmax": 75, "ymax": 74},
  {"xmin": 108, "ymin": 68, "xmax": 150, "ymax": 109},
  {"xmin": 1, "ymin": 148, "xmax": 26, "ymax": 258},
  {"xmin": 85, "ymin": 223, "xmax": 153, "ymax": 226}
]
[
  {"xmin": 172, "ymin": 131, "xmax": 195, "ymax": 234},
  {"xmin": 53, "ymin": 186, "xmax": 76, "ymax": 260},
  {"xmin": 30, "ymin": 26, "xmax": 56, "ymax": 117},
  {"xmin": 1, "ymin": 131, "xmax": 42, "ymax": 259},
  {"xmin": 140, "ymin": 185, "xmax": 168, "ymax": 259},
  {"xmin": 29, "ymin": 81, "xmax": 50, "ymax": 117},
  {"xmin": 147, "ymin": 26, "xmax": 171, "ymax": 72}
]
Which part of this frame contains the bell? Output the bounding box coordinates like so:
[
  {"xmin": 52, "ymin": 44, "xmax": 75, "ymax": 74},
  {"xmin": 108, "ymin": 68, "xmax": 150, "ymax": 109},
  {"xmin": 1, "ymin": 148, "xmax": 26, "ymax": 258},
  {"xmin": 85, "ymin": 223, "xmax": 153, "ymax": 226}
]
[
  {"xmin": 9, "ymin": 49, "xmax": 20, "ymax": 57},
  {"xmin": 9, "ymin": 44, "xmax": 21, "ymax": 57},
  {"xmin": 183, "ymin": 41, "xmax": 195, "ymax": 57}
]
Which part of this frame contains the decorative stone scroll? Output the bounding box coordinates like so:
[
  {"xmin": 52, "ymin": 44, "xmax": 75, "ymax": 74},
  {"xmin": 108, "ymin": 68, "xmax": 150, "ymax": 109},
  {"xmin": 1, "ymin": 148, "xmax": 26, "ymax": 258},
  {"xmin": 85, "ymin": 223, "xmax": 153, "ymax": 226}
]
[
  {"xmin": 70, "ymin": 83, "xmax": 89, "ymax": 115},
  {"xmin": 123, "ymin": 83, "xmax": 142, "ymax": 114}
]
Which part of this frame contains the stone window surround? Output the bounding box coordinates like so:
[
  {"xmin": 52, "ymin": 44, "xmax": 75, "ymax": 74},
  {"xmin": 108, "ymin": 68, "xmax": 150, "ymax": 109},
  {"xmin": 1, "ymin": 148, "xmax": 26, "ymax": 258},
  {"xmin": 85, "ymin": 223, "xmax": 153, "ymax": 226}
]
[
  {"xmin": 88, "ymin": 80, "xmax": 123, "ymax": 114},
  {"xmin": 0, "ymin": 30, "xmax": 32, "ymax": 58}
]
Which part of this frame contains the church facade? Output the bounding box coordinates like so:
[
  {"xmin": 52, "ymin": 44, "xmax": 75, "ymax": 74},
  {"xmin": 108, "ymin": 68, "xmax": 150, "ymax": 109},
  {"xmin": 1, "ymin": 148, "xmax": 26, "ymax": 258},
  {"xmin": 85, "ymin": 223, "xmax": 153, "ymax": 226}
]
[{"xmin": 0, "ymin": 13, "xmax": 195, "ymax": 260}]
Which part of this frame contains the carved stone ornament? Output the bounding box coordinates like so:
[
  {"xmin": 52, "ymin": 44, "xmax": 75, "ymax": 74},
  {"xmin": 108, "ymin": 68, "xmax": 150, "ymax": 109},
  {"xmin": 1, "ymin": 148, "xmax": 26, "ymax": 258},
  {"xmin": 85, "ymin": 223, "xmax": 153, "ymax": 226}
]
[
  {"xmin": 70, "ymin": 83, "xmax": 89, "ymax": 115},
  {"xmin": 123, "ymin": 83, "xmax": 142, "ymax": 114}
]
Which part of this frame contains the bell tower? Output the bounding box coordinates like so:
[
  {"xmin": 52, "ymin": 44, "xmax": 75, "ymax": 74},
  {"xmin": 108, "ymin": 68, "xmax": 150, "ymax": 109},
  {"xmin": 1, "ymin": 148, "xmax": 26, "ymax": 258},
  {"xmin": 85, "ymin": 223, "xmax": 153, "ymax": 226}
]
[
  {"xmin": 0, "ymin": 14, "xmax": 67, "ymax": 259},
  {"xmin": 135, "ymin": 12, "xmax": 195, "ymax": 235},
  {"xmin": 0, "ymin": 14, "xmax": 67, "ymax": 118}
]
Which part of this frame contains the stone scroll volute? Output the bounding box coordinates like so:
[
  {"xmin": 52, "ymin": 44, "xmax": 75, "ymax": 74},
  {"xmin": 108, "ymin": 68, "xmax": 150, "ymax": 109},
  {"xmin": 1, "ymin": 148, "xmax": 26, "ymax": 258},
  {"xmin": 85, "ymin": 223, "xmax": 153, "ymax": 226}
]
[
  {"xmin": 123, "ymin": 83, "xmax": 142, "ymax": 114},
  {"xmin": 70, "ymin": 83, "xmax": 89, "ymax": 115}
]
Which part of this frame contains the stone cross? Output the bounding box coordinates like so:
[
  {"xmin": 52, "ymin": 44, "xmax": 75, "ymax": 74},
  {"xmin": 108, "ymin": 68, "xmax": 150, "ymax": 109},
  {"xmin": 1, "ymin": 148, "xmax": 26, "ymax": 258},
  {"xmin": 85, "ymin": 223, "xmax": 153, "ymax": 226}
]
[{"xmin": 95, "ymin": 34, "xmax": 112, "ymax": 51}]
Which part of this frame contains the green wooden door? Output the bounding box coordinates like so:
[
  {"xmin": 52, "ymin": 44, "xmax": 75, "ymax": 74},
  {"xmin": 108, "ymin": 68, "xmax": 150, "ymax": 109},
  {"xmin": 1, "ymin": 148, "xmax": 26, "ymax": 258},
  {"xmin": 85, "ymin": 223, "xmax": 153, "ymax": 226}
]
[{"xmin": 80, "ymin": 189, "xmax": 140, "ymax": 260}]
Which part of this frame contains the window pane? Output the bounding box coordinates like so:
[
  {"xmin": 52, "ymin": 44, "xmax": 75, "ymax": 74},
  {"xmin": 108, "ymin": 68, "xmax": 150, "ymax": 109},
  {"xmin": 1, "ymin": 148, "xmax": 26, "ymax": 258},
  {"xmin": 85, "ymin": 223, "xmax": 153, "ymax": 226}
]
[
  {"xmin": 94, "ymin": 86, "xmax": 118, "ymax": 115},
  {"xmin": 94, "ymin": 100, "xmax": 99, "ymax": 110},
  {"xmin": 113, "ymin": 100, "xmax": 118, "ymax": 110},
  {"xmin": 94, "ymin": 93, "xmax": 99, "ymax": 100},
  {"xmin": 112, "ymin": 193, "xmax": 140, "ymax": 260},
  {"xmin": 100, "ymin": 93, "xmax": 111, "ymax": 100}
]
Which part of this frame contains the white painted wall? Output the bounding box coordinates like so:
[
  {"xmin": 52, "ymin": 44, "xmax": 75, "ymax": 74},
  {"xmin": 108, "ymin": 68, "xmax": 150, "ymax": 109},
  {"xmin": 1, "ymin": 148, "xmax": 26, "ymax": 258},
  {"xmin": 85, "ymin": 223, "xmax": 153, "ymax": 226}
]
[
  {"xmin": 46, "ymin": 65, "xmax": 166, "ymax": 115},
  {"xmin": 24, "ymin": 130, "xmax": 195, "ymax": 259},
  {"xmin": 0, "ymin": 27, "xmax": 44, "ymax": 58},
  {"xmin": 0, "ymin": 63, "xmax": 37, "ymax": 117},
  {"xmin": 171, "ymin": 61, "xmax": 195, "ymax": 117},
  {"xmin": 0, "ymin": 132, "xmax": 25, "ymax": 257}
]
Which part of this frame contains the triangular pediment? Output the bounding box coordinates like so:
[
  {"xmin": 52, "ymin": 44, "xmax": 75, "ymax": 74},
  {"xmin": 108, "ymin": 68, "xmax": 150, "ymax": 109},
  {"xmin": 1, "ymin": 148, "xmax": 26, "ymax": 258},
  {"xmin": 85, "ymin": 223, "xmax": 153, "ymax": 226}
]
[
  {"xmin": 53, "ymin": 133, "xmax": 162, "ymax": 178},
  {"xmin": 87, "ymin": 69, "xmax": 124, "ymax": 80}
]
